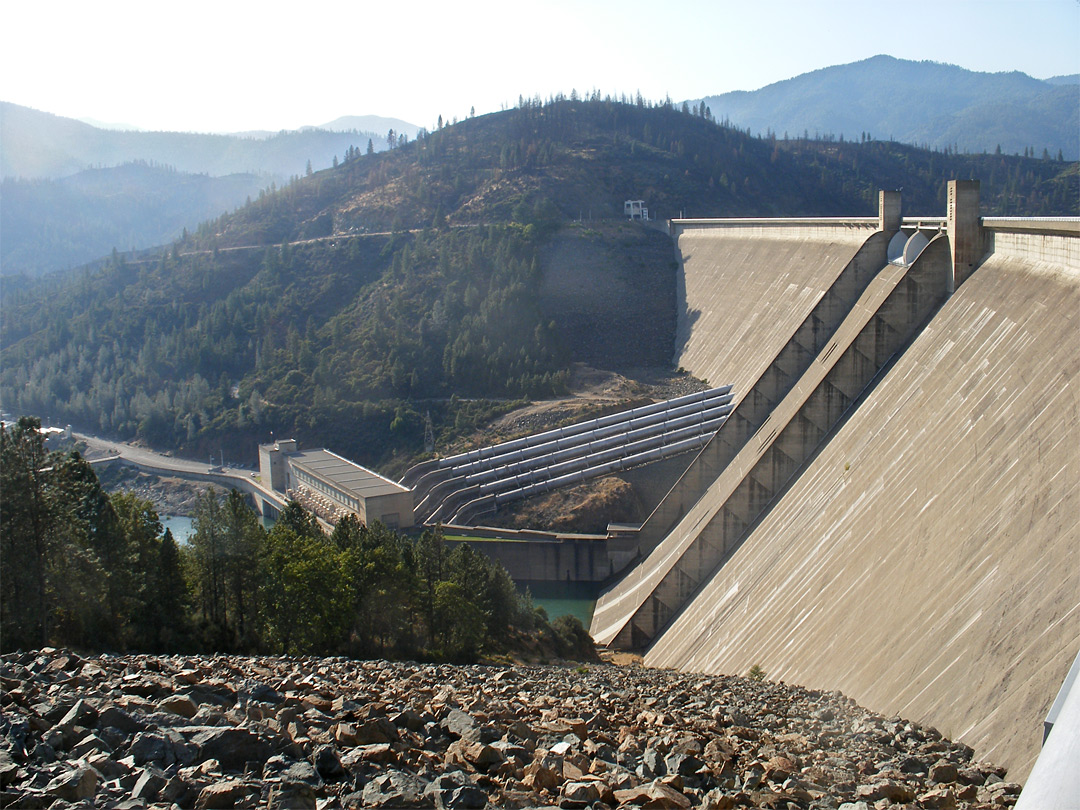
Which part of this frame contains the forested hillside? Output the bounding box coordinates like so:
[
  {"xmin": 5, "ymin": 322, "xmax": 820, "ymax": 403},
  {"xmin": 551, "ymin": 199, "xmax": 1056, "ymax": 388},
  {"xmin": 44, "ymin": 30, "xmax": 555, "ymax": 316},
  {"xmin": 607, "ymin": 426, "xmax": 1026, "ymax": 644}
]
[
  {"xmin": 2, "ymin": 96, "xmax": 1075, "ymax": 473},
  {"xmin": 0, "ymin": 163, "xmax": 268, "ymax": 276}
]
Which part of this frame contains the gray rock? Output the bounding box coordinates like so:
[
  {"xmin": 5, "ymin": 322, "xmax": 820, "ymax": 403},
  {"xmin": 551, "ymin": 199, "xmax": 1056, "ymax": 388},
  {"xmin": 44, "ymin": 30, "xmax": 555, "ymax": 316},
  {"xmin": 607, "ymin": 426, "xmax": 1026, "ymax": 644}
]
[
  {"xmin": 665, "ymin": 752, "xmax": 704, "ymax": 777},
  {"xmin": 161, "ymin": 775, "xmax": 196, "ymax": 805},
  {"xmin": 445, "ymin": 784, "xmax": 487, "ymax": 809},
  {"xmin": 441, "ymin": 709, "xmax": 478, "ymax": 741},
  {"xmin": 130, "ymin": 767, "xmax": 166, "ymax": 801},
  {"xmin": 267, "ymin": 781, "xmax": 317, "ymax": 809},
  {"xmin": 0, "ymin": 715, "xmax": 31, "ymax": 758},
  {"xmin": 312, "ymin": 744, "xmax": 345, "ymax": 780},
  {"xmin": 0, "ymin": 748, "xmax": 20, "ymax": 788},
  {"xmin": 129, "ymin": 732, "xmax": 174, "ymax": 766},
  {"xmin": 97, "ymin": 706, "xmax": 145, "ymax": 735},
  {"xmin": 71, "ymin": 732, "xmax": 112, "ymax": 759},
  {"xmin": 279, "ymin": 759, "xmax": 321, "ymax": 785},
  {"xmin": 640, "ymin": 746, "xmax": 666, "ymax": 778},
  {"xmin": 57, "ymin": 698, "xmax": 98, "ymax": 730},
  {"xmin": 249, "ymin": 682, "xmax": 285, "ymax": 704},
  {"xmin": 559, "ymin": 780, "xmax": 601, "ymax": 808},
  {"xmin": 362, "ymin": 770, "xmax": 434, "ymax": 808},
  {"xmin": 44, "ymin": 765, "xmax": 98, "ymax": 802},
  {"xmin": 190, "ymin": 727, "xmax": 271, "ymax": 772}
]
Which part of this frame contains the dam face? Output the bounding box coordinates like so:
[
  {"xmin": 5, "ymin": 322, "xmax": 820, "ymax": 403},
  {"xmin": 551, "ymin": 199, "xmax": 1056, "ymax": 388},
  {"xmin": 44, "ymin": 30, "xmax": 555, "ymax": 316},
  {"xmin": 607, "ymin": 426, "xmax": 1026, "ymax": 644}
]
[{"xmin": 596, "ymin": 197, "xmax": 1079, "ymax": 781}]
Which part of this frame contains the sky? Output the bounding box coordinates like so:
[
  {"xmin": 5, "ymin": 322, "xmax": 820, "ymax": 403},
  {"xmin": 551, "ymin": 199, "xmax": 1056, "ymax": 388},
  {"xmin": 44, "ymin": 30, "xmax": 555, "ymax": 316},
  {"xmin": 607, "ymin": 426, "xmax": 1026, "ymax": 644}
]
[{"xmin": 2, "ymin": 0, "xmax": 1078, "ymax": 134}]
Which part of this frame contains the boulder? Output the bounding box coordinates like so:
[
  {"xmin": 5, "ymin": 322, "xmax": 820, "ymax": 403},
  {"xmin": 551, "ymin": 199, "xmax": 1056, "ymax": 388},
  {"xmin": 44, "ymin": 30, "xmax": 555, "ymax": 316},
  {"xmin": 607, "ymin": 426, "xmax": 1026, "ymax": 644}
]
[
  {"xmin": 559, "ymin": 779, "xmax": 601, "ymax": 808},
  {"xmin": 267, "ymin": 781, "xmax": 317, "ymax": 809},
  {"xmin": 190, "ymin": 727, "xmax": 272, "ymax": 772},
  {"xmin": 361, "ymin": 770, "xmax": 434, "ymax": 808},
  {"xmin": 194, "ymin": 778, "xmax": 253, "ymax": 809},
  {"xmin": 159, "ymin": 694, "xmax": 199, "ymax": 719},
  {"xmin": 44, "ymin": 764, "xmax": 98, "ymax": 802}
]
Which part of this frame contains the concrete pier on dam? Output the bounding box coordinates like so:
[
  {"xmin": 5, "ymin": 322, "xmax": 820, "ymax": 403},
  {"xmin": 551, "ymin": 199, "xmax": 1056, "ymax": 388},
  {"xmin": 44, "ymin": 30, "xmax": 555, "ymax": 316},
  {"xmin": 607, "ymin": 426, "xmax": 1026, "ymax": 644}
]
[{"xmin": 593, "ymin": 185, "xmax": 1079, "ymax": 783}]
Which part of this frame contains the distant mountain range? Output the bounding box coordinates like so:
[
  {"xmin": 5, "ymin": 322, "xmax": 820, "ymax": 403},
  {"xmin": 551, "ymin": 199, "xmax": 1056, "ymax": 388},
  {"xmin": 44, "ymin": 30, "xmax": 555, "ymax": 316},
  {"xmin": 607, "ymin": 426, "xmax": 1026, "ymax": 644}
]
[
  {"xmin": 3, "ymin": 53, "xmax": 1076, "ymax": 277},
  {"xmin": 1, "ymin": 163, "xmax": 269, "ymax": 276},
  {"xmin": 695, "ymin": 55, "xmax": 1080, "ymax": 159},
  {"xmin": 0, "ymin": 103, "xmax": 420, "ymax": 275},
  {"xmin": 0, "ymin": 102, "xmax": 419, "ymax": 180}
]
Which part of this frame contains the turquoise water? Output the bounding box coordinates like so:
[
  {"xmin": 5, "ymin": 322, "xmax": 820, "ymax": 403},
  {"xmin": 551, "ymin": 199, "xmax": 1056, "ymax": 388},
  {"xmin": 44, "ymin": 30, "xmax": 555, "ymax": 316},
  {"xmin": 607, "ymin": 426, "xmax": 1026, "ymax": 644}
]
[
  {"xmin": 160, "ymin": 514, "xmax": 275, "ymax": 545},
  {"xmin": 161, "ymin": 515, "xmax": 195, "ymax": 544},
  {"xmin": 519, "ymin": 580, "xmax": 599, "ymax": 627}
]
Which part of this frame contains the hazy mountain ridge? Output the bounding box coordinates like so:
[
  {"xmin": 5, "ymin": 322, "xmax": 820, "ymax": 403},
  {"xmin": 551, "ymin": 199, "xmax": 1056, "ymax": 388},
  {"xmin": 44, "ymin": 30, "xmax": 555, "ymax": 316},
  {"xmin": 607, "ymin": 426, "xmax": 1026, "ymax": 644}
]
[
  {"xmin": 312, "ymin": 115, "xmax": 420, "ymax": 138},
  {"xmin": 200, "ymin": 96, "xmax": 1075, "ymax": 251},
  {"xmin": 0, "ymin": 162, "xmax": 270, "ymax": 277},
  {"xmin": 0, "ymin": 103, "xmax": 420, "ymax": 276},
  {"xmin": 0, "ymin": 102, "xmax": 411, "ymax": 180},
  {"xmin": 697, "ymin": 55, "xmax": 1080, "ymax": 159}
]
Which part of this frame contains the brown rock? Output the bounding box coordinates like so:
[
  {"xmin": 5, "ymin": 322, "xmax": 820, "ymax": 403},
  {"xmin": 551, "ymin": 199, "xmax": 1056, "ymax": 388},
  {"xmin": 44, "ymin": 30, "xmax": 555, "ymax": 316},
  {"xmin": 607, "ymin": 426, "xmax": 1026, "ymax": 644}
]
[
  {"xmin": 341, "ymin": 743, "xmax": 397, "ymax": 768},
  {"xmin": 918, "ymin": 787, "xmax": 958, "ymax": 809},
  {"xmin": 929, "ymin": 759, "xmax": 959, "ymax": 783},
  {"xmin": 333, "ymin": 722, "xmax": 360, "ymax": 746},
  {"xmin": 523, "ymin": 761, "xmax": 560, "ymax": 793},
  {"xmin": 194, "ymin": 779, "xmax": 252, "ymax": 809},
  {"xmin": 160, "ymin": 695, "xmax": 199, "ymax": 719},
  {"xmin": 765, "ymin": 755, "xmax": 796, "ymax": 781},
  {"xmin": 854, "ymin": 779, "xmax": 916, "ymax": 803},
  {"xmin": 614, "ymin": 779, "xmax": 692, "ymax": 809}
]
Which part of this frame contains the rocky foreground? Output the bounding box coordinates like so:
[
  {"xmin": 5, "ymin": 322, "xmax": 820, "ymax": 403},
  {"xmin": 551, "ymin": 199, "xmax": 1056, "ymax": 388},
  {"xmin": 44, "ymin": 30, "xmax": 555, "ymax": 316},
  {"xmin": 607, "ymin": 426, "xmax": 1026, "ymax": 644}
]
[{"xmin": 0, "ymin": 649, "xmax": 1021, "ymax": 809}]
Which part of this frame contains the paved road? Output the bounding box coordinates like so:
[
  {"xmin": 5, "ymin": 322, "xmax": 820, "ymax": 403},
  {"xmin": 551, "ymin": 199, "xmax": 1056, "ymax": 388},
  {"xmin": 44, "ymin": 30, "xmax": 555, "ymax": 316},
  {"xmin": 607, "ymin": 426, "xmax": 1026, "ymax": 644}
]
[
  {"xmin": 78, "ymin": 433, "xmax": 243, "ymax": 477},
  {"xmin": 75, "ymin": 432, "xmax": 304, "ymax": 524}
]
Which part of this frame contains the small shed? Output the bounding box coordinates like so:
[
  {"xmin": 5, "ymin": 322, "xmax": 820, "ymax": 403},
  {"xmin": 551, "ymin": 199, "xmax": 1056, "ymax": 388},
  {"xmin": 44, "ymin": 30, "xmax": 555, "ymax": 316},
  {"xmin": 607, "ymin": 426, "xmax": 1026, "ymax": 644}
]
[{"xmin": 624, "ymin": 200, "xmax": 649, "ymax": 221}]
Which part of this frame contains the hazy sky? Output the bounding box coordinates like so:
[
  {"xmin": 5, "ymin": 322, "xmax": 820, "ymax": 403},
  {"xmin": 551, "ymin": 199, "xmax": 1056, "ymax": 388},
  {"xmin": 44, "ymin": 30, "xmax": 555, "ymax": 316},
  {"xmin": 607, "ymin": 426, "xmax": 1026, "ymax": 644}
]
[{"xmin": 2, "ymin": 0, "xmax": 1077, "ymax": 133}]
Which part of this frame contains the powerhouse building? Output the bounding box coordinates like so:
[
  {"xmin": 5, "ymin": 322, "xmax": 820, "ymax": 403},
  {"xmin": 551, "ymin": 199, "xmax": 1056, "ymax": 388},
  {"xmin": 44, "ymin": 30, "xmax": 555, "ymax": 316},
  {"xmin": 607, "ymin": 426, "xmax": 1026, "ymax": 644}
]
[{"xmin": 258, "ymin": 439, "xmax": 413, "ymax": 529}]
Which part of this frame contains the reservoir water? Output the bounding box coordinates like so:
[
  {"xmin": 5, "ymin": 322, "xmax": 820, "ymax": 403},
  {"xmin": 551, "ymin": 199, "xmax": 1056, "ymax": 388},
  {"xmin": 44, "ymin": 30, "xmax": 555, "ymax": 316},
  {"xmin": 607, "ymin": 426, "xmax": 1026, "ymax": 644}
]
[
  {"xmin": 518, "ymin": 580, "xmax": 598, "ymax": 627},
  {"xmin": 159, "ymin": 515, "xmax": 274, "ymax": 544},
  {"xmin": 160, "ymin": 515, "xmax": 195, "ymax": 544}
]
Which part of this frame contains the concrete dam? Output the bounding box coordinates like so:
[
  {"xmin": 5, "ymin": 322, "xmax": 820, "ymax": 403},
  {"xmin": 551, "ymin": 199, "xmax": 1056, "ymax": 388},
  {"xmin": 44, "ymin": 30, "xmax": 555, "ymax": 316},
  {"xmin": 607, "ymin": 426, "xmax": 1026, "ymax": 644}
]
[{"xmin": 591, "ymin": 182, "xmax": 1079, "ymax": 782}]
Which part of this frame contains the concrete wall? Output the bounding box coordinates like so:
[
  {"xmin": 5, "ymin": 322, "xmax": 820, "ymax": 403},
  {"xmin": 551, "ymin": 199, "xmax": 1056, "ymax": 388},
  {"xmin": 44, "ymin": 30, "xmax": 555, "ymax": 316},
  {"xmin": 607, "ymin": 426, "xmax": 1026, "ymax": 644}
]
[
  {"xmin": 593, "ymin": 236, "xmax": 953, "ymax": 648},
  {"xmin": 443, "ymin": 531, "xmax": 617, "ymax": 582},
  {"xmin": 368, "ymin": 490, "xmax": 415, "ymax": 529},
  {"xmin": 627, "ymin": 224, "xmax": 888, "ymax": 560},
  {"xmin": 107, "ymin": 454, "xmax": 288, "ymax": 516},
  {"xmin": 672, "ymin": 219, "xmax": 877, "ymax": 393},
  {"xmin": 643, "ymin": 232, "xmax": 1080, "ymax": 781}
]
